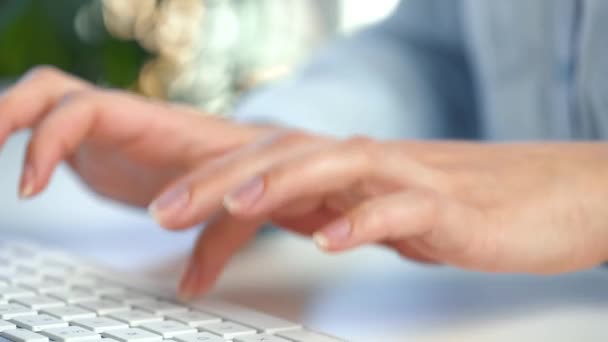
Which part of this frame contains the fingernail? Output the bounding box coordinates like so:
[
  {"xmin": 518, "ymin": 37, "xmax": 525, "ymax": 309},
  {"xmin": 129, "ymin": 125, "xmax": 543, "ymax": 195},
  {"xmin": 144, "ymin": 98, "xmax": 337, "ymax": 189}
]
[
  {"xmin": 224, "ymin": 177, "xmax": 264, "ymax": 213},
  {"xmin": 149, "ymin": 185, "xmax": 190, "ymax": 222},
  {"xmin": 19, "ymin": 165, "xmax": 35, "ymax": 198},
  {"xmin": 313, "ymin": 233, "xmax": 329, "ymax": 250},
  {"xmin": 315, "ymin": 219, "xmax": 352, "ymax": 250}
]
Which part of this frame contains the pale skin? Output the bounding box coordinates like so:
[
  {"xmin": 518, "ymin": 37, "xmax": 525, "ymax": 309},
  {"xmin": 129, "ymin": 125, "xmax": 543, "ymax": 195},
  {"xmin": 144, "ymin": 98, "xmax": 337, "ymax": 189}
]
[{"xmin": 2, "ymin": 67, "xmax": 608, "ymax": 300}]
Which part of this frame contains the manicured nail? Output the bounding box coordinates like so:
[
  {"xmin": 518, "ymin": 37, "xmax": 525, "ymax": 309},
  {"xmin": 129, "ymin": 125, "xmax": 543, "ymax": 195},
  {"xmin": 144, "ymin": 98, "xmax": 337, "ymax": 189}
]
[
  {"xmin": 148, "ymin": 185, "xmax": 190, "ymax": 222},
  {"xmin": 314, "ymin": 219, "xmax": 352, "ymax": 250},
  {"xmin": 313, "ymin": 233, "xmax": 329, "ymax": 250},
  {"xmin": 224, "ymin": 177, "xmax": 265, "ymax": 213},
  {"xmin": 19, "ymin": 164, "xmax": 35, "ymax": 198}
]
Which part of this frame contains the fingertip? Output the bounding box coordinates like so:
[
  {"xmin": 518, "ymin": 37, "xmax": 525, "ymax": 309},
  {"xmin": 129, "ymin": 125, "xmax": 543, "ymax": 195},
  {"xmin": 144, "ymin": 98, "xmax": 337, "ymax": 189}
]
[
  {"xmin": 147, "ymin": 204, "xmax": 165, "ymax": 226},
  {"xmin": 318, "ymin": 219, "xmax": 352, "ymax": 247},
  {"xmin": 223, "ymin": 176, "xmax": 265, "ymax": 215},
  {"xmin": 177, "ymin": 259, "xmax": 198, "ymax": 300},
  {"xmin": 222, "ymin": 195, "xmax": 240, "ymax": 214},
  {"xmin": 148, "ymin": 185, "xmax": 191, "ymax": 229},
  {"xmin": 18, "ymin": 164, "xmax": 37, "ymax": 199},
  {"xmin": 313, "ymin": 232, "xmax": 330, "ymax": 250}
]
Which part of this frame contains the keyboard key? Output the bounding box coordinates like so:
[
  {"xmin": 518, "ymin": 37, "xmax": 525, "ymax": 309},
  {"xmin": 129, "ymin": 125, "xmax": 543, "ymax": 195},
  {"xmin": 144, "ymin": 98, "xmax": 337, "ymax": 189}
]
[
  {"xmin": 0, "ymin": 287, "xmax": 35, "ymax": 301},
  {"xmin": 0, "ymin": 257, "xmax": 10, "ymax": 267},
  {"xmin": 1, "ymin": 329, "xmax": 49, "ymax": 342},
  {"xmin": 0, "ymin": 304, "xmax": 36, "ymax": 320},
  {"xmin": 47, "ymin": 290, "xmax": 97, "ymax": 304},
  {"xmin": 78, "ymin": 300, "xmax": 129, "ymax": 315},
  {"xmin": 103, "ymin": 328, "xmax": 163, "ymax": 342},
  {"xmin": 38, "ymin": 261, "xmax": 75, "ymax": 274},
  {"xmin": 74, "ymin": 284, "xmax": 125, "ymax": 296},
  {"xmin": 18, "ymin": 280, "xmax": 66, "ymax": 294},
  {"xmin": 199, "ymin": 302, "xmax": 300, "ymax": 334},
  {"xmin": 0, "ymin": 269, "xmax": 39, "ymax": 285},
  {"xmin": 276, "ymin": 330, "xmax": 345, "ymax": 342},
  {"xmin": 71, "ymin": 317, "xmax": 128, "ymax": 333},
  {"xmin": 165, "ymin": 312, "xmax": 221, "ymax": 327},
  {"xmin": 108, "ymin": 310, "xmax": 162, "ymax": 326},
  {"xmin": 11, "ymin": 266, "xmax": 37, "ymax": 277},
  {"xmin": 235, "ymin": 335, "xmax": 290, "ymax": 342},
  {"xmin": 0, "ymin": 320, "xmax": 16, "ymax": 332},
  {"xmin": 10, "ymin": 315, "xmax": 68, "ymax": 332},
  {"xmin": 173, "ymin": 333, "xmax": 228, "ymax": 342},
  {"xmin": 13, "ymin": 296, "xmax": 65, "ymax": 309},
  {"xmin": 102, "ymin": 293, "xmax": 154, "ymax": 305},
  {"xmin": 41, "ymin": 306, "xmax": 96, "ymax": 321},
  {"xmin": 6, "ymin": 244, "xmax": 39, "ymax": 259},
  {"xmin": 133, "ymin": 302, "xmax": 186, "ymax": 315},
  {"xmin": 199, "ymin": 322, "xmax": 256, "ymax": 339},
  {"xmin": 139, "ymin": 321, "xmax": 196, "ymax": 338},
  {"xmin": 40, "ymin": 271, "xmax": 71, "ymax": 282},
  {"xmin": 64, "ymin": 275, "xmax": 100, "ymax": 287},
  {"xmin": 41, "ymin": 326, "xmax": 101, "ymax": 342}
]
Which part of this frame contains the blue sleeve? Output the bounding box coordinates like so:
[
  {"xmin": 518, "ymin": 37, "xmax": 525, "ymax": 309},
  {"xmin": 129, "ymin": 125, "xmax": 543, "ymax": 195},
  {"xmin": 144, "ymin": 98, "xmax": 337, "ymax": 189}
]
[{"xmin": 233, "ymin": 0, "xmax": 479, "ymax": 140}]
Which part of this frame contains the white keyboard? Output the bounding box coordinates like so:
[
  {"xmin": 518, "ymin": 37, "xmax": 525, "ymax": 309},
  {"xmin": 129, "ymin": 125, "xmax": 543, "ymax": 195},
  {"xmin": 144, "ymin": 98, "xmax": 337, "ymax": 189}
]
[{"xmin": 0, "ymin": 240, "xmax": 346, "ymax": 342}]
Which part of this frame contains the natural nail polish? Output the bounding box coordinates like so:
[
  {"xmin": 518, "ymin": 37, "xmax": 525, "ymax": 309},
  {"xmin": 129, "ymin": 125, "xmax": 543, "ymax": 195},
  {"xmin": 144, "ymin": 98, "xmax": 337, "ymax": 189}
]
[
  {"xmin": 149, "ymin": 185, "xmax": 190, "ymax": 222},
  {"xmin": 313, "ymin": 233, "xmax": 329, "ymax": 249},
  {"xmin": 224, "ymin": 177, "xmax": 264, "ymax": 213},
  {"xmin": 315, "ymin": 219, "xmax": 352, "ymax": 250},
  {"xmin": 19, "ymin": 165, "xmax": 35, "ymax": 198}
]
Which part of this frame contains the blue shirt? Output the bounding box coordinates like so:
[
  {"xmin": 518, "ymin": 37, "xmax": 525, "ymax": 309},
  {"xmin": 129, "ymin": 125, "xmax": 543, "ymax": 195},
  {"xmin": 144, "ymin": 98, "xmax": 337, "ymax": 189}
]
[{"xmin": 235, "ymin": 0, "xmax": 608, "ymax": 141}]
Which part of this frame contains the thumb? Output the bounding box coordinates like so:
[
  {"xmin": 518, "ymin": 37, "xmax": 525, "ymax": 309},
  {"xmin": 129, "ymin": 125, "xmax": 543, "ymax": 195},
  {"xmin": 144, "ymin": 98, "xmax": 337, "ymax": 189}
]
[{"xmin": 312, "ymin": 190, "xmax": 453, "ymax": 252}]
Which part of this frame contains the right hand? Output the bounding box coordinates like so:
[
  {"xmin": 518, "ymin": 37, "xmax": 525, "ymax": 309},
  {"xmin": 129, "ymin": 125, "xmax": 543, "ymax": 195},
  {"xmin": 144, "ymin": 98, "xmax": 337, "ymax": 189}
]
[{"xmin": 0, "ymin": 66, "xmax": 272, "ymax": 207}]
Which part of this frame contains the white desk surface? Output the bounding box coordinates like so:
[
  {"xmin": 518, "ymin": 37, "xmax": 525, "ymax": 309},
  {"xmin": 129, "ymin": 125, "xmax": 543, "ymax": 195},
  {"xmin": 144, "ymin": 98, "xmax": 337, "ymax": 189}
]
[{"xmin": 3, "ymin": 132, "xmax": 608, "ymax": 341}]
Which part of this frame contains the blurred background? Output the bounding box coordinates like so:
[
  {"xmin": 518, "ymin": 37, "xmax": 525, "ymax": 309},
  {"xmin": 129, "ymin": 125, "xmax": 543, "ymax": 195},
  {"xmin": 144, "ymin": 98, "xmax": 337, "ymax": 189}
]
[{"xmin": 0, "ymin": 0, "xmax": 398, "ymax": 112}]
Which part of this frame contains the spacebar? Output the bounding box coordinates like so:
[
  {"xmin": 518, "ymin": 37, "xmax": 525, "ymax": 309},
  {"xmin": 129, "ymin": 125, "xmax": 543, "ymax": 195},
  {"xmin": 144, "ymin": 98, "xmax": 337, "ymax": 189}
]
[{"xmin": 195, "ymin": 300, "xmax": 301, "ymax": 333}]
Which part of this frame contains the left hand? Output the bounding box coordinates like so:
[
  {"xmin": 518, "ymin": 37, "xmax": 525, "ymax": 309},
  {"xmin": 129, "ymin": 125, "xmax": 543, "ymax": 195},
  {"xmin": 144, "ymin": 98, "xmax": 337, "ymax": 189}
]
[{"xmin": 149, "ymin": 131, "xmax": 608, "ymax": 298}]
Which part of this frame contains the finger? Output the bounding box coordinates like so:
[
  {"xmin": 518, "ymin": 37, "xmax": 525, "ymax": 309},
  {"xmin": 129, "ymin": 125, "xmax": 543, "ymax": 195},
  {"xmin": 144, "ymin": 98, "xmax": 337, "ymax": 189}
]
[
  {"xmin": 178, "ymin": 213, "xmax": 264, "ymax": 299},
  {"xmin": 18, "ymin": 90, "xmax": 105, "ymax": 197},
  {"xmin": 270, "ymin": 197, "xmax": 323, "ymax": 219},
  {"xmin": 0, "ymin": 66, "xmax": 89, "ymax": 148},
  {"xmin": 381, "ymin": 240, "xmax": 440, "ymax": 265},
  {"xmin": 270, "ymin": 203, "xmax": 340, "ymax": 236},
  {"xmin": 224, "ymin": 137, "xmax": 442, "ymax": 218},
  {"xmin": 149, "ymin": 131, "xmax": 330, "ymax": 229},
  {"xmin": 313, "ymin": 190, "xmax": 450, "ymax": 252},
  {"xmin": 20, "ymin": 88, "xmax": 191, "ymax": 198}
]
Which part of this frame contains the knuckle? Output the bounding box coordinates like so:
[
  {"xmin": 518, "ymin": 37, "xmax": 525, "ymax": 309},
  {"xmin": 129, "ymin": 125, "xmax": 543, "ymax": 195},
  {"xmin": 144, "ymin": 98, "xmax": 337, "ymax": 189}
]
[
  {"xmin": 417, "ymin": 190, "xmax": 443, "ymax": 227},
  {"xmin": 24, "ymin": 65, "xmax": 62, "ymax": 81},
  {"xmin": 274, "ymin": 130, "xmax": 313, "ymax": 145},
  {"xmin": 57, "ymin": 89, "xmax": 103, "ymax": 108},
  {"xmin": 344, "ymin": 135, "xmax": 380, "ymax": 168},
  {"xmin": 263, "ymin": 161, "xmax": 302, "ymax": 195},
  {"xmin": 355, "ymin": 202, "xmax": 387, "ymax": 235},
  {"xmin": 345, "ymin": 135, "xmax": 376, "ymax": 152}
]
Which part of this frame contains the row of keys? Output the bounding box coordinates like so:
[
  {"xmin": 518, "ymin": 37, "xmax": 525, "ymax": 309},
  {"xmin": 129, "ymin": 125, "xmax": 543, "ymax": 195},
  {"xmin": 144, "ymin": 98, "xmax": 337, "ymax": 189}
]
[
  {"xmin": 0, "ymin": 313, "xmax": 334, "ymax": 341},
  {"xmin": 0, "ymin": 305, "xmax": 331, "ymax": 341},
  {"xmin": 0, "ymin": 303, "xmax": 223, "ymax": 328},
  {"xmin": 0, "ymin": 316, "xmax": 337, "ymax": 342}
]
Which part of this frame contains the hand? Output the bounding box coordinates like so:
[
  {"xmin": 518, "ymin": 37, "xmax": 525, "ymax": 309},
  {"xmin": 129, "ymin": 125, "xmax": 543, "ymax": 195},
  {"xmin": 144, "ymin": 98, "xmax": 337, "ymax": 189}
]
[
  {"xmin": 0, "ymin": 66, "xmax": 271, "ymax": 206},
  {"xmin": 150, "ymin": 132, "xmax": 608, "ymax": 298}
]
